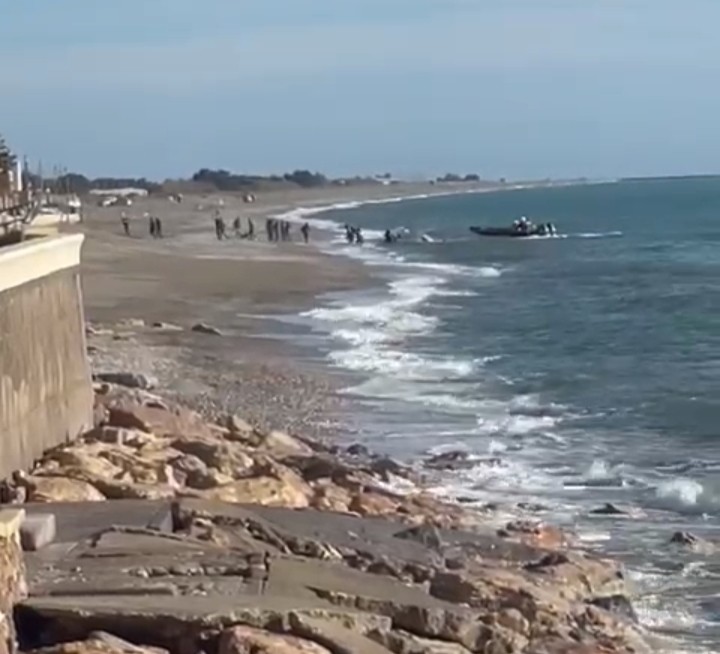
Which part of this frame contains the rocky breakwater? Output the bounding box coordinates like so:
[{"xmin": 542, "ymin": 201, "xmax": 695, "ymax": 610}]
[{"xmin": 5, "ymin": 381, "xmax": 656, "ymax": 654}]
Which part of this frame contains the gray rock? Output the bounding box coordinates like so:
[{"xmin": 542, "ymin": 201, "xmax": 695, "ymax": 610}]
[
  {"xmin": 191, "ymin": 322, "xmax": 223, "ymax": 336},
  {"xmin": 20, "ymin": 513, "xmax": 57, "ymax": 551},
  {"xmin": 670, "ymin": 531, "xmax": 716, "ymax": 554},
  {"xmin": 346, "ymin": 443, "xmax": 370, "ymax": 457},
  {"xmin": 590, "ymin": 595, "xmax": 639, "ymax": 623},
  {"xmin": 589, "ymin": 502, "xmax": 628, "ymax": 516},
  {"xmin": 95, "ymin": 372, "xmax": 158, "ymax": 390}
]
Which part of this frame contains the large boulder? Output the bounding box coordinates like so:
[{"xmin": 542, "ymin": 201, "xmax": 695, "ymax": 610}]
[
  {"xmin": 348, "ymin": 491, "xmax": 400, "ymax": 516},
  {"xmin": 200, "ymin": 474, "xmax": 311, "ymax": 508},
  {"xmin": 170, "ymin": 436, "xmax": 254, "ymax": 477},
  {"xmin": 310, "ymin": 481, "xmax": 352, "ymax": 513},
  {"xmin": 102, "ymin": 398, "xmax": 212, "ymax": 439},
  {"xmin": 22, "ymin": 476, "xmax": 106, "ymax": 503},
  {"xmin": 669, "ymin": 530, "xmax": 716, "ymax": 554},
  {"xmin": 33, "ymin": 447, "xmax": 124, "ymax": 480},
  {"xmin": 169, "ymin": 454, "xmax": 232, "ymax": 489},
  {"xmin": 219, "ymin": 626, "xmax": 332, "ymax": 654},
  {"xmin": 83, "ymin": 426, "xmax": 157, "ymax": 448},
  {"xmin": 25, "ymin": 635, "xmax": 167, "ymax": 654},
  {"xmin": 258, "ymin": 430, "xmax": 314, "ymax": 457}
]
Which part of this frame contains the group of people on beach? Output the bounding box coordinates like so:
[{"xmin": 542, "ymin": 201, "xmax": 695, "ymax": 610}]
[
  {"xmin": 120, "ymin": 212, "xmax": 163, "ymax": 238},
  {"xmin": 264, "ymin": 218, "xmax": 311, "ymax": 244},
  {"xmin": 214, "ymin": 213, "xmax": 256, "ymax": 240},
  {"xmin": 344, "ymin": 224, "xmax": 364, "ymax": 244},
  {"xmin": 119, "ymin": 208, "xmax": 311, "ymax": 245}
]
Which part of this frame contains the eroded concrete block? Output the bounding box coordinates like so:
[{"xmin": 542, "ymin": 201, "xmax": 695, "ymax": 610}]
[{"xmin": 20, "ymin": 513, "xmax": 56, "ymax": 551}]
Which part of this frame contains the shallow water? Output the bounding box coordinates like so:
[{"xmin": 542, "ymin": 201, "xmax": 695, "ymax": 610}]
[{"xmin": 279, "ymin": 179, "xmax": 720, "ymax": 651}]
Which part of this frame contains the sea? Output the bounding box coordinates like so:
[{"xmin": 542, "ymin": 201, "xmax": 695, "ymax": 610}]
[{"xmin": 277, "ymin": 178, "xmax": 720, "ymax": 653}]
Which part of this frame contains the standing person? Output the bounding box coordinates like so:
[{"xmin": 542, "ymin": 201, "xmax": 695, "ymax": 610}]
[
  {"xmin": 147, "ymin": 213, "xmax": 156, "ymax": 238},
  {"xmin": 247, "ymin": 218, "xmax": 255, "ymax": 240},
  {"xmin": 120, "ymin": 212, "xmax": 130, "ymax": 236},
  {"xmin": 265, "ymin": 218, "xmax": 272, "ymax": 241},
  {"xmin": 355, "ymin": 227, "xmax": 364, "ymax": 245},
  {"xmin": 300, "ymin": 222, "xmax": 310, "ymax": 244},
  {"xmin": 154, "ymin": 216, "xmax": 163, "ymax": 238},
  {"xmin": 345, "ymin": 224, "xmax": 354, "ymax": 244},
  {"xmin": 214, "ymin": 214, "xmax": 224, "ymax": 240},
  {"xmin": 233, "ymin": 216, "xmax": 241, "ymax": 237}
]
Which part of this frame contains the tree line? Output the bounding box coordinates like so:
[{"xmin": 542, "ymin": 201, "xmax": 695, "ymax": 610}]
[{"xmin": 25, "ymin": 168, "xmax": 334, "ymax": 194}]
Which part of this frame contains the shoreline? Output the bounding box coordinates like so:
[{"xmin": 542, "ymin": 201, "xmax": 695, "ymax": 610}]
[{"xmin": 57, "ymin": 180, "xmax": 702, "ymax": 652}]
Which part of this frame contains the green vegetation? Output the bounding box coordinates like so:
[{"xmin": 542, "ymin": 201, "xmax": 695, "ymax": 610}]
[{"xmin": 436, "ymin": 173, "xmax": 481, "ymax": 182}]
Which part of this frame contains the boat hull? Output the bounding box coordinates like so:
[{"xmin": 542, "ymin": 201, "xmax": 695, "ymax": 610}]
[{"xmin": 470, "ymin": 226, "xmax": 546, "ymax": 237}]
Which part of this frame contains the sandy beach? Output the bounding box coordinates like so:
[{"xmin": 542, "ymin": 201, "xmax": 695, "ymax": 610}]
[{"xmin": 75, "ymin": 182, "xmax": 489, "ymax": 436}]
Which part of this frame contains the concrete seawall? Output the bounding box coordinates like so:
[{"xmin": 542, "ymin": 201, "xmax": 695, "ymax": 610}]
[{"xmin": 0, "ymin": 234, "xmax": 93, "ymax": 480}]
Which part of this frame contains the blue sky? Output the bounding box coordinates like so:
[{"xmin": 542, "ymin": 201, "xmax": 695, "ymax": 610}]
[{"xmin": 2, "ymin": 1, "xmax": 719, "ymax": 180}]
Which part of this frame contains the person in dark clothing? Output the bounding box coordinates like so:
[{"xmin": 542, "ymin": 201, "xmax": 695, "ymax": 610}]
[
  {"xmin": 214, "ymin": 215, "xmax": 226, "ymax": 240},
  {"xmin": 120, "ymin": 212, "xmax": 130, "ymax": 236},
  {"xmin": 355, "ymin": 227, "xmax": 364, "ymax": 245},
  {"xmin": 233, "ymin": 216, "xmax": 241, "ymax": 237},
  {"xmin": 262, "ymin": 551, "xmax": 272, "ymax": 594},
  {"xmin": 300, "ymin": 222, "xmax": 310, "ymax": 243},
  {"xmin": 148, "ymin": 214, "xmax": 156, "ymax": 237},
  {"xmin": 345, "ymin": 224, "xmax": 354, "ymax": 244},
  {"xmin": 154, "ymin": 217, "xmax": 163, "ymax": 238},
  {"xmin": 247, "ymin": 218, "xmax": 255, "ymax": 240}
]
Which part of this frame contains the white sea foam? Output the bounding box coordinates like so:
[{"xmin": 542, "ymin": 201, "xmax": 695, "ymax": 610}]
[
  {"xmin": 578, "ymin": 459, "xmax": 627, "ymax": 488},
  {"xmin": 573, "ymin": 231, "xmax": 623, "ymax": 239},
  {"xmin": 330, "ymin": 346, "xmax": 477, "ymax": 381},
  {"xmin": 652, "ymin": 478, "xmax": 720, "ymax": 514},
  {"xmin": 476, "ymin": 413, "xmax": 560, "ymax": 437}
]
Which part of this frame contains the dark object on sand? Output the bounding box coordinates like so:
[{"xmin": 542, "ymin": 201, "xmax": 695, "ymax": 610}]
[
  {"xmin": 191, "ymin": 323, "xmax": 223, "ymax": 336},
  {"xmin": 589, "ymin": 502, "xmax": 628, "ymax": 516}
]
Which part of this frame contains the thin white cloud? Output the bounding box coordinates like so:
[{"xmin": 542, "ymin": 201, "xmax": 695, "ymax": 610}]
[{"xmin": 1, "ymin": 2, "xmax": 718, "ymax": 92}]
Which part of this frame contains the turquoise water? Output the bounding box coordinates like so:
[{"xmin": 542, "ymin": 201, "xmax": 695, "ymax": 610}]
[{"xmin": 294, "ymin": 179, "xmax": 720, "ymax": 651}]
